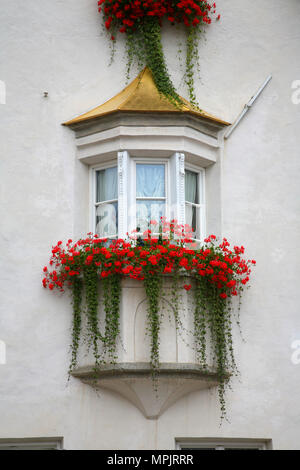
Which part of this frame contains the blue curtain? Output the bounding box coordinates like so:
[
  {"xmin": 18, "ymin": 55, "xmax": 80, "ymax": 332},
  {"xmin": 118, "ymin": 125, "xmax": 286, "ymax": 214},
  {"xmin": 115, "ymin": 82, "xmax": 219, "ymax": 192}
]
[
  {"xmin": 185, "ymin": 170, "xmax": 198, "ymax": 233},
  {"xmin": 136, "ymin": 164, "xmax": 165, "ymax": 197},
  {"xmin": 185, "ymin": 170, "xmax": 197, "ymax": 203},
  {"xmin": 96, "ymin": 167, "xmax": 118, "ymax": 202}
]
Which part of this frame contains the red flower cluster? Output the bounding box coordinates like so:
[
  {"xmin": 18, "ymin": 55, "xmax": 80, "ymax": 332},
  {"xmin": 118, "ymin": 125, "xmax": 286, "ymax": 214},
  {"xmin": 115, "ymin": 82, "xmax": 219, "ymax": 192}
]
[
  {"xmin": 97, "ymin": 0, "xmax": 218, "ymax": 35},
  {"xmin": 42, "ymin": 222, "xmax": 255, "ymax": 300}
]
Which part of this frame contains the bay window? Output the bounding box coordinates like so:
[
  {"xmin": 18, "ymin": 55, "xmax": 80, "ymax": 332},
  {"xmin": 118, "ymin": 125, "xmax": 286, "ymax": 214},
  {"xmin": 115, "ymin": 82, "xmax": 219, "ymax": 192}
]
[
  {"xmin": 91, "ymin": 152, "xmax": 205, "ymax": 242},
  {"xmin": 65, "ymin": 67, "xmax": 228, "ymax": 252}
]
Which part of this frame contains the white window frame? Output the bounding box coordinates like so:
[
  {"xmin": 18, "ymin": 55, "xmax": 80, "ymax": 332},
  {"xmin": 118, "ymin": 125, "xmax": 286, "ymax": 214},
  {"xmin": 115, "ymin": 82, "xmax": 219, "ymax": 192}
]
[
  {"xmin": 90, "ymin": 159, "xmax": 118, "ymax": 238},
  {"xmin": 89, "ymin": 153, "xmax": 206, "ymax": 243},
  {"xmin": 184, "ymin": 162, "xmax": 206, "ymax": 243},
  {"xmin": 129, "ymin": 157, "xmax": 170, "ymax": 237},
  {"xmin": 175, "ymin": 437, "xmax": 272, "ymax": 450},
  {"xmin": 0, "ymin": 437, "xmax": 64, "ymax": 450}
]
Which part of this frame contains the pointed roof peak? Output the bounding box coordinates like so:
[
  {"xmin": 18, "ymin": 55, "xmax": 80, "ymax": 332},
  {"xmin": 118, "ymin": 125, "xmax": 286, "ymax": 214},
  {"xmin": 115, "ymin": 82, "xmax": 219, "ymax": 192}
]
[{"xmin": 63, "ymin": 67, "xmax": 229, "ymax": 126}]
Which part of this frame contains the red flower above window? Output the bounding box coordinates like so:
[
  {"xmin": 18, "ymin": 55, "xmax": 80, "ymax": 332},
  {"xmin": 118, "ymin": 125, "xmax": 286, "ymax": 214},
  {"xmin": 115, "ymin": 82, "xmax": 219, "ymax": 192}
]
[
  {"xmin": 96, "ymin": 0, "xmax": 220, "ymax": 107},
  {"xmin": 98, "ymin": 0, "xmax": 216, "ymax": 33}
]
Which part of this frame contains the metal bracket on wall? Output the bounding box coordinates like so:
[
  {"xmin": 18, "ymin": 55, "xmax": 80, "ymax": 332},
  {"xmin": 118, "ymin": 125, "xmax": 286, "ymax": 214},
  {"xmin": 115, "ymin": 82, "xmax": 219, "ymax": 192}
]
[{"xmin": 224, "ymin": 75, "xmax": 272, "ymax": 139}]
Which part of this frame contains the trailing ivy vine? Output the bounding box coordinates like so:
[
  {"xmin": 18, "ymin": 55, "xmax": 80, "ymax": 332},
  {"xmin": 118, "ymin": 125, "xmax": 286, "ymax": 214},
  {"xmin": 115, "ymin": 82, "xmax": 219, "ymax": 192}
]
[
  {"xmin": 185, "ymin": 25, "xmax": 201, "ymax": 106},
  {"xmin": 43, "ymin": 223, "xmax": 255, "ymax": 419},
  {"xmin": 97, "ymin": 0, "xmax": 221, "ymax": 106},
  {"xmin": 68, "ymin": 276, "xmax": 83, "ymax": 377},
  {"xmin": 84, "ymin": 267, "xmax": 102, "ymax": 366},
  {"xmin": 141, "ymin": 19, "xmax": 182, "ymax": 105},
  {"xmin": 193, "ymin": 278, "xmax": 208, "ymax": 370},
  {"xmin": 123, "ymin": 20, "xmax": 182, "ymax": 106},
  {"xmin": 144, "ymin": 273, "xmax": 162, "ymax": 375},
  {"xmin": 103, "ymin": 274, "xmax": 121, "ymax": 362}
]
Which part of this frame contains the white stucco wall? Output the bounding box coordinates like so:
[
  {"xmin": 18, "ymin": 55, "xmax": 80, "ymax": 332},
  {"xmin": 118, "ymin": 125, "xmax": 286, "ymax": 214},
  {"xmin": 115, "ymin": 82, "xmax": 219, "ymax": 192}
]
[{"xmin": 0, "ymin": 0, "xmax": 300, "ymax": 449}]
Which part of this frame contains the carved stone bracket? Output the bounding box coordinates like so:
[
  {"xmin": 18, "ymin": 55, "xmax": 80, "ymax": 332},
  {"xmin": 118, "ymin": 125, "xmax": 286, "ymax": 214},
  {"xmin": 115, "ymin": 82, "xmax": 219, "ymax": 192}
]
[{"xmin": 72, "ymin": 362, "xmax": 223, "ymax": 419}]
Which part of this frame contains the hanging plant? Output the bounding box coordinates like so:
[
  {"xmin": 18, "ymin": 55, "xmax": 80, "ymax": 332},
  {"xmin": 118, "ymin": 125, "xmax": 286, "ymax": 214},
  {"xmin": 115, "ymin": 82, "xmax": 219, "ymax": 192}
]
[
  {"xmin": 42, "ymin": 220, "xmax": 255, "ymax": 419},
  {"xmin": 98, "ymin": 0, "xmax": 220, "ymax": 106},
  {"xmin": 102, "ymin": 273, "xmax": 121, "ymax": 361}
]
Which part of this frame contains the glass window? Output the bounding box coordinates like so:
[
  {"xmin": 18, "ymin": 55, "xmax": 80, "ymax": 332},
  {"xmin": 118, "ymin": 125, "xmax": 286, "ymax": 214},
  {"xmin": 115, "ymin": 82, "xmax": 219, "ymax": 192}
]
[
  {"xmin": 91, "ymin": 156, "xmax": 206, "ymax": 242},
  {"xmin": 176, "ymin": 438, "xmax": 271, "ymax": 450},
  {"xmin": 136, "ymin": 163, "xmax": 166, "ymax": 234},
  {"xmin": 0, "ymin": 437, "xmax": 63, "ymax": 450},
  {"xmin": 185, "ymin": 169, "xmax": 202, "ymax": 241},
  {"xmin": 95, "ymin": 166, "xmax": 118, "ymax": 238}
]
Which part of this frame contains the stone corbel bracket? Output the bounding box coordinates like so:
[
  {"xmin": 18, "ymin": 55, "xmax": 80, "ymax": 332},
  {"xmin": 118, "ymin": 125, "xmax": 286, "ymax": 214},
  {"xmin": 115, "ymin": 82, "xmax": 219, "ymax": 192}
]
[{"xmin": 72, "ymin": 362, "xmax": 224, "ymax": 419}]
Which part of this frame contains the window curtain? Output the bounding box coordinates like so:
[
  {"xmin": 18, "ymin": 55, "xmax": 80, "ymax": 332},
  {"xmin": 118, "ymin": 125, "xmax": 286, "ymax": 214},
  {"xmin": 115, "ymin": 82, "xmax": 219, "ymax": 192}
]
[
  {"xmin": 185, "ymin": 170, "xmax": 198, "ymax": 203},
  {"xmin": 96, "ymin": 167, "xmax": 118, "ymax": 202},
  {"xmin": 136, "ymin": 164, "xmax": 165, "ymax": 197},
  {"xmin": 185, "ymin": 170, "xmax": 198, "ymax": 233}
]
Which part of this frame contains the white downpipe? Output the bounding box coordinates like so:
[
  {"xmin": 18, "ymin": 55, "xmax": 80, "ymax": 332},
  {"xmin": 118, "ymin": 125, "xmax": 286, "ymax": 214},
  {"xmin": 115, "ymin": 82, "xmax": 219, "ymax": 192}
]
[{"xmin": 224, "ymin": 75, "xmax": 272, "ymax": 139}]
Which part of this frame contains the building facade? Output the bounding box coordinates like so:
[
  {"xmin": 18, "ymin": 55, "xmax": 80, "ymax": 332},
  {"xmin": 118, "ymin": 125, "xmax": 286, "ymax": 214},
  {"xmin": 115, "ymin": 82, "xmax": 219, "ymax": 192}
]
[{"xmin": 0, "ymin": 0, "xmax": 300, "ymax": 450}]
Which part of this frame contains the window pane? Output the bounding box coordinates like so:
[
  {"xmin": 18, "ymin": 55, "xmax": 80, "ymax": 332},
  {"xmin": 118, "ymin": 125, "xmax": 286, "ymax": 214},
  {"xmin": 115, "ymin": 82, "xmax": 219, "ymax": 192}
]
[
  {"xmin": 96, "ymin": 167, "xmax": 118, "ymax": 202},
  {"xmin": 136, "ymin": 200, "xmax": 165, "ymax": 233},
  {"xmin": 96, "ymin": 202, "xmax": 118, "ymax": 237},
  {"xmin": 185, "ymin": 170, "xmax": 198, "ymax": 204},
  {"xmin": 225, "ymin": 448, "xmax": 260, "ymax": 451},
  {"xmin": 136, "ymin": 164, "xmax": 165, "ymax": 198},
  {"xmin": 185, "ymin": 204, "xmax": 201, "ymax": 239}
]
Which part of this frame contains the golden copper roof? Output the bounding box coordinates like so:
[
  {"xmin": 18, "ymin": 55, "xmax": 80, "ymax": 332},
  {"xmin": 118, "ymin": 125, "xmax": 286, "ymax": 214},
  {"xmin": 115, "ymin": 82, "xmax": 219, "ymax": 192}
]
[{"xmin": 63, "ymin": 67, "xmax": 230, "ymax": 126}]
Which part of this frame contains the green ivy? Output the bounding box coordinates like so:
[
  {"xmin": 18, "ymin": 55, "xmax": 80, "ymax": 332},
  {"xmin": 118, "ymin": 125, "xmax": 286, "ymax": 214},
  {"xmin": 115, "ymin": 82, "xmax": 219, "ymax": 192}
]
[
  {"xmin": 185, "ymin": 26, "xmax": 201, "ymax": 106},
  {"xmin": 103, "ymin": 274, "xmax": 121, "ymax": 362},
  {"xmin": 194, "ymin": 279, "xmax": 208, "ymax": 370},
  {"xmin": 193, "ymin": 279, "xmax": 237, "ymax": 420},
  {"xmin": 170, "ymin": 268, "xmax": 180, "ymax": 328},
  {"xmin": 68, "ymin": 272, "xmax": 238, "ymax": 420},
  {"xmin": 124, "ymin": 19, "xmax": 182, "ymax": 106},
  {"xmin": 68, "ymin": 276, "xmax": 83, "ymax": 377},
  {"xmin": 84, "ymin": 267, "xmax": 102, "ymax": 366},
  {"xmin": 142, "ymin": 20, "xmax": 182, "ymax": 106},
  {"xmin": 111, "ymin": 18, "xmax": 206, "ymax": 108},
  {"xmin": 144, "ymin": 273, "xmax": 162, "ymax": 376}
]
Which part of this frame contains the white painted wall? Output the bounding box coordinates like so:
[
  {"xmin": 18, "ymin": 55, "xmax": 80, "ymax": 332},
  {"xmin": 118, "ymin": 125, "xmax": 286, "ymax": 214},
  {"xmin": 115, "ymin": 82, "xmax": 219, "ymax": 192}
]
[{"xmin": 0, "ymin": 0, "xmax": 300, "ymax": 449}]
